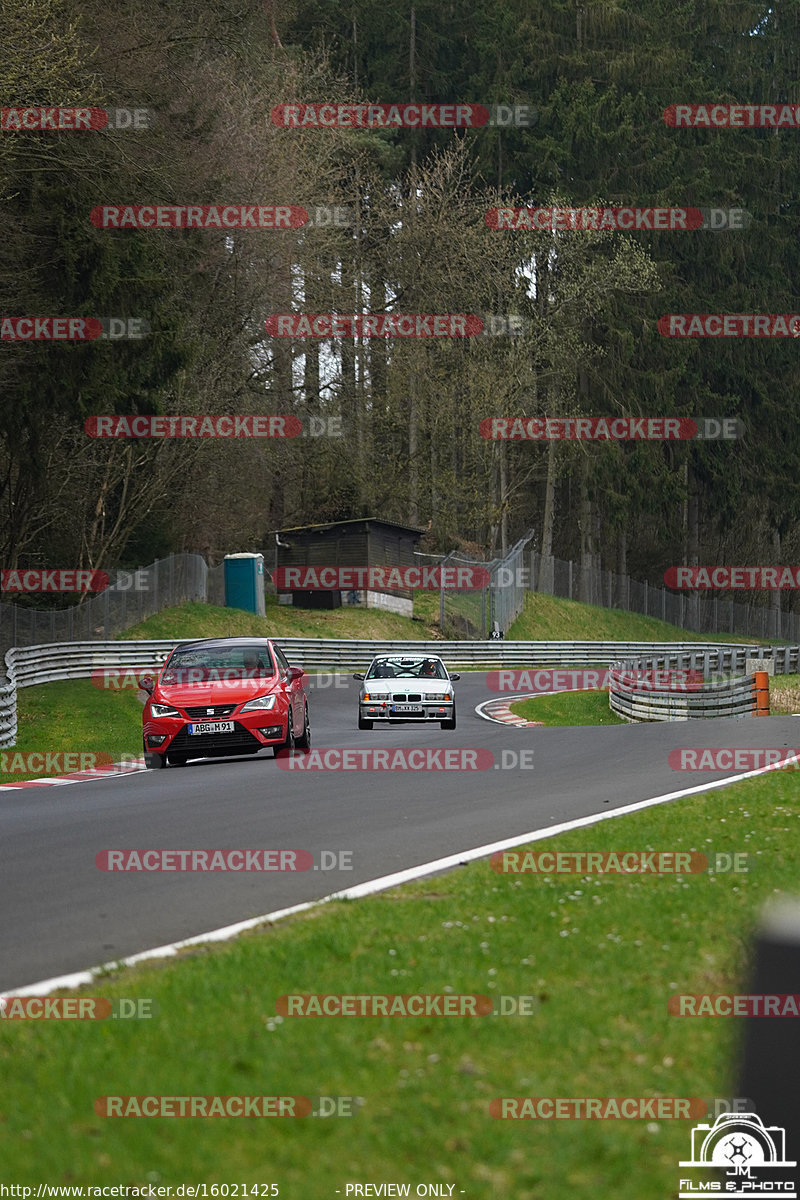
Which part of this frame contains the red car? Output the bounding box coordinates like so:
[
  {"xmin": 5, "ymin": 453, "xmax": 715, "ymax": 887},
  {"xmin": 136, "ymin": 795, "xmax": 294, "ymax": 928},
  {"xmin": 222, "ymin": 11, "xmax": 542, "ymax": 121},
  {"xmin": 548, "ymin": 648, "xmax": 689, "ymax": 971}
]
[{"xmin": 140, "ymin": 637, "xmax": 310, "ymax": 769}]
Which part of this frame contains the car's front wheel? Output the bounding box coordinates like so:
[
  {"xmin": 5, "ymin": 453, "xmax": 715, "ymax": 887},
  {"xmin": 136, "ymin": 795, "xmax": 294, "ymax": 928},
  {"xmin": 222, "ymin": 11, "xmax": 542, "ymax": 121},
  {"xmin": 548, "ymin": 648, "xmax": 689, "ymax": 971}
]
[
  {"xmin": 358, "ymin": 714, "xmax": 373, "ymax": 730},
  {"xmin": 441, "ymin": 707, "xmax": 456, "ymax": 730},
  {"xmin": 296, "ymin": 702, "xmax": 311, "ymax": 749}
]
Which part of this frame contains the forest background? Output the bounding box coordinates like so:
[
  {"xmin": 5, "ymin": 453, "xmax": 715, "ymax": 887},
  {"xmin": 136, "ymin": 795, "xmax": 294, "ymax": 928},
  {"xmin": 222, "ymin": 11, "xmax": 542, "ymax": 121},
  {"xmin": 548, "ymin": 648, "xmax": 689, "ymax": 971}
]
[{"xmin": 3, "ymin": 0, "xmax": 799, "ymax": 622}]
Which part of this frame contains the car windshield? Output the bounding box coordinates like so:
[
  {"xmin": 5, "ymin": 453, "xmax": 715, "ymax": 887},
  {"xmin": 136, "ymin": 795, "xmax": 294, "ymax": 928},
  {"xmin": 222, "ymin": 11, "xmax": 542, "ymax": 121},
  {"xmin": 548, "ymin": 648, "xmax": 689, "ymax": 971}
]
[
  {"xmin": 366, "ymin": 657, "xmax": 447, "ymax": 680},
  {"xmin": 161, "ymin": 644, "xmax": 275, "ymax": 684}
]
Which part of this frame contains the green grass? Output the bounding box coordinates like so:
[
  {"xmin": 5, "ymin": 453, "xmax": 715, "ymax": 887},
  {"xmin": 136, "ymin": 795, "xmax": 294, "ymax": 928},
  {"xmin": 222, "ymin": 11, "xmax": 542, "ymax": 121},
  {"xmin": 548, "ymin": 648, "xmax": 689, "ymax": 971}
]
[
  {"xmin": 506, "ymin": 592, "xmax": 763, "ymax": 644},
  {"xmin": 117, "ymin": 592, "xmax": 765, "ymax": 647},
  {"xmin": 0, "ymin": 680, "xmax": 144, "ymax": 783},
  {"xmin": 2, "ymin": 767, "xmax": 798, "ymax": 1194},
  {"xmin": 116, "ymin": 597, "xmax": 440, "ymax": 643},
  {"xmin": 511, "ymin": 690, "xmax": 626, "ymax": 726}
]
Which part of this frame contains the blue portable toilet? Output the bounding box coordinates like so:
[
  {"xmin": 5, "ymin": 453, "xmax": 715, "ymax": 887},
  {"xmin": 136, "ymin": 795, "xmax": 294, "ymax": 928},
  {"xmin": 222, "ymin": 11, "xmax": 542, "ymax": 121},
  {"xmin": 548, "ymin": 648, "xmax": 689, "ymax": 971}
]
[{"xmin": 223, "ymin": 553, "xmax": 266, "ymax": 616}]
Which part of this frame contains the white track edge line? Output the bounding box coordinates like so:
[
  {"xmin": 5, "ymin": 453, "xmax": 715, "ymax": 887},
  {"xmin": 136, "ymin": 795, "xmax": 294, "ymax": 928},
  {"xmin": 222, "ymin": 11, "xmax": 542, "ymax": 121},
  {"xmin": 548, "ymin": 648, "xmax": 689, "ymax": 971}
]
[{"xmin": 4, "ymin": 749, "xmax": 799, "ymax": 999}]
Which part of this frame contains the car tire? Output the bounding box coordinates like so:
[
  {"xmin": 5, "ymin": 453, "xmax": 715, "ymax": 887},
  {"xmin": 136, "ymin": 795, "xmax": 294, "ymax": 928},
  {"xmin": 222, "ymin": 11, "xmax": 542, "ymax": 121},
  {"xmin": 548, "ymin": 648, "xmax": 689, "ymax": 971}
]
[
  {"xmin": 295, "ymin": 703, "xmax": 311, "ymax": 749},
  {"xmin": 358, "ymin": 715, "xmax": 373, "ymax": 730},
  {"xmin": 144, "ymin": 751, "xmax": 166, "ymax": 769},
  {"xmin": 441, "ymin": 708, "xmax": 457, "ymax": 730},
  {"xmin": 273, "ymin": 712, "xmax": 295, "ymax": 757}
]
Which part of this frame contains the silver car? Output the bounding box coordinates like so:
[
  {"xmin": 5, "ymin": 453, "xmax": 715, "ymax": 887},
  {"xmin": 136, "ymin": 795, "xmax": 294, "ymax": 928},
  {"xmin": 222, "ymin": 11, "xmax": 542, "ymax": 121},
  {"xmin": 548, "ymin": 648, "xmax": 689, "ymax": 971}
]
[{"xmin": 354, "ymin": 655, "xmax": 460, "ymax": 730}]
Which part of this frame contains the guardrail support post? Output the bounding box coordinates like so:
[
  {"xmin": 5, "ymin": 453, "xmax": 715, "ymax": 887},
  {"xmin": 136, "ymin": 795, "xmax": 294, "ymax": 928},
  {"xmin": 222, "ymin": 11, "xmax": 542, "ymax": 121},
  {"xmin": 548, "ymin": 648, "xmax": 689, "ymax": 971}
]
[{"xmin": 739, "ymin": 901, "xmax": 800, "ymax": 1148}]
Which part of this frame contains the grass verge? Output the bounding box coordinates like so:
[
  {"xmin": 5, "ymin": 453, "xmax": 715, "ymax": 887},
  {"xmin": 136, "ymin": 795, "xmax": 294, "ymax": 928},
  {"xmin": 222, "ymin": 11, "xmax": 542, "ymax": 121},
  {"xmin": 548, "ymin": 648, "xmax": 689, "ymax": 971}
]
[
  {"xmin": 506, "ymin": 592, "xmax": 763, "ymax": 644},
  {"xmin": 510, "ymin": 691, "xmax": 626, "ymax": 726},
  {"xmin": 117, "ymin": 597, "xmax": 439, "ymax": 642},
  {"xmin": 0, "ymin": 681, "xmax": 144, "ymax": 784},
  {"xmin": 1, "ymin": 768, "xmax": 798, "ymax": 1194}
]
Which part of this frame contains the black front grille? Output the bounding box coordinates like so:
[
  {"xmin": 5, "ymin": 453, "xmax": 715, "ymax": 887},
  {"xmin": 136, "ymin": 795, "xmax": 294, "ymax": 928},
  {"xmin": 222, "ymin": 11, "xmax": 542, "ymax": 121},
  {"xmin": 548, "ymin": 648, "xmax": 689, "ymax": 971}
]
[
  {"xmin": 168, "ymin": 723, "xmax": 261, "ymax": 754},
  {"xmin": 391, "ymin": 693, "xmax": 422, "ymax": 702},
  {"xmin": 183, "ymin": 704, "xmax": 236, "ymax": 719}
]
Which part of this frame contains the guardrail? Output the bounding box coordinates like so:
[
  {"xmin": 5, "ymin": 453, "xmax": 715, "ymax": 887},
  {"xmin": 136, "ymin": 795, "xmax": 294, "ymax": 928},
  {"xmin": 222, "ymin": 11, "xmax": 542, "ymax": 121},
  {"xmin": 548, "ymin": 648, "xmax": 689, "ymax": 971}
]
[
  {"xmin": 2, "ymin": 638, "xmax": 798, "ymax": 748},
  {"xmin": 606, "ymin": 648, "xmax": 795, "ymax": 721}
]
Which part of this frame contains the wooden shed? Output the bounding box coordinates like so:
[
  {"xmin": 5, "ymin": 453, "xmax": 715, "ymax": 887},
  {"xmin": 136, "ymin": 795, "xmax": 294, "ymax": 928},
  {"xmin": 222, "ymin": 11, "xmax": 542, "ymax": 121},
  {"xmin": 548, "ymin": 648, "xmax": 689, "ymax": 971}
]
[{"xmin": 273, "ymin": 518, "xmax": 426, "ymax": 616}]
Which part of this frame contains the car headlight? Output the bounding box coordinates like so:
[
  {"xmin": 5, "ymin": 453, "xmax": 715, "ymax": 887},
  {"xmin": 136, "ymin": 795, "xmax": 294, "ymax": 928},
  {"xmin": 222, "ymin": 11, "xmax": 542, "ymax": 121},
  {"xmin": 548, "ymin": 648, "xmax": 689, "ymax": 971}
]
[
  {"xmin": 427, "ymin": 692, "xmax": 452, "ymax": 701},
  {"xmin": 240, "ymin": 693, "xmax": 278, "ymax": 712},
  {"xmin": 150, "ymin": 702, "xmax": 181, "ymax": 718}
]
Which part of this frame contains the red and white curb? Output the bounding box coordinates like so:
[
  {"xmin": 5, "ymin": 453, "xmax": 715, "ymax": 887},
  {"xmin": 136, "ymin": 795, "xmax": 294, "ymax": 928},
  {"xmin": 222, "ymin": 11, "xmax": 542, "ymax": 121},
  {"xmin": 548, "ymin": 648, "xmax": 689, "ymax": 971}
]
[
  {"xmin": 0, "ymin": 758, "xmax": 146, "ymax": 790},
  {"xmin": 475, "ymin": 696, "xmax": 543, "ymax": 727}
]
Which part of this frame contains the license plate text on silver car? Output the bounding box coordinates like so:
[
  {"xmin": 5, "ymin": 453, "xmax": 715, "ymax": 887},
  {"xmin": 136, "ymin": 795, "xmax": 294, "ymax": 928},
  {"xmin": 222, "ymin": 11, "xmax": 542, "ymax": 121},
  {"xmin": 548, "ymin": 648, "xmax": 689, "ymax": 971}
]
[
  {"xmin": 188, "ymin": 721, "xmax": 235, "ymax": 734},
  {"xmin": 391, "ymin": 704, "xmax": 423, "ymax": 714}
]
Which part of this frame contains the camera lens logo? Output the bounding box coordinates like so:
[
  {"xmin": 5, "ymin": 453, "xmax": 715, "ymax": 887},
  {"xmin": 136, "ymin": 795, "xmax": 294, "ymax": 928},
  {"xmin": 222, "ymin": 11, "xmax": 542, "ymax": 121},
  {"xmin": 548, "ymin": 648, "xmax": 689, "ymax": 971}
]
[{"xmin": 679, "ymin": 1112, "xmax": 796, "ymax": 1198}]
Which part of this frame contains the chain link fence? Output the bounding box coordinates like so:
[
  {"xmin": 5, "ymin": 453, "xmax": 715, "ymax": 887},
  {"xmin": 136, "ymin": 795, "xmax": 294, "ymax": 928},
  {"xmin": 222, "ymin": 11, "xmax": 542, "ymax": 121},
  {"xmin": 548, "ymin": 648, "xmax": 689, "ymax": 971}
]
[
  {"xmin": 428, "ymin": 531, "xmax": 800, "ymax": 643},
  {"xmin": 0, "ymin": 554, "xmax": 226, "ymax": 660},
  {"xmin": 2, "ymin": 543, "xmax": 798, "ymax": 661},
  {"xmin": 527, "ymin": 550, "xmax": 800, "ymax": 642},
  {"xmin": 411, "ymin": 549, "xmax": 489, "ymax": 639}
]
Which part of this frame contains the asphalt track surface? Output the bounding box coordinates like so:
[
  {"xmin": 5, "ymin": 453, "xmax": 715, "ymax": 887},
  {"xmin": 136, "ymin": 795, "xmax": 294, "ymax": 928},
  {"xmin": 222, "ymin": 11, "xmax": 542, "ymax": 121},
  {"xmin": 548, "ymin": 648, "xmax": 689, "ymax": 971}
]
[{"xmin": 1, "ymin": 672, "xmax": 798, "ymax": 990}]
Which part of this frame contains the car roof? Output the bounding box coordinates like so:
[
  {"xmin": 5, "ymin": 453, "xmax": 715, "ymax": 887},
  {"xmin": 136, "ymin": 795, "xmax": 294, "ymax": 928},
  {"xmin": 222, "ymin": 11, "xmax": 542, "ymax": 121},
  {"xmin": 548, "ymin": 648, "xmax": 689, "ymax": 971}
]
[{"xmin": 170, "ymin": 637, "xmax": 274, "ymax": 651}]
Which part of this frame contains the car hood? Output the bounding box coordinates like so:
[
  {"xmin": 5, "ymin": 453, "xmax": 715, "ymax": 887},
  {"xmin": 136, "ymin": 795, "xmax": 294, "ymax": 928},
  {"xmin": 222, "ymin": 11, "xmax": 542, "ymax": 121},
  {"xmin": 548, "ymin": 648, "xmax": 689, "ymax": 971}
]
[
  {"xmin": 153, "ymin": 679, "xmax": 279, "ymax": 707},
  {"xmin": 361, "ymin": 679, "xmax": 451, "ymax": 695}
]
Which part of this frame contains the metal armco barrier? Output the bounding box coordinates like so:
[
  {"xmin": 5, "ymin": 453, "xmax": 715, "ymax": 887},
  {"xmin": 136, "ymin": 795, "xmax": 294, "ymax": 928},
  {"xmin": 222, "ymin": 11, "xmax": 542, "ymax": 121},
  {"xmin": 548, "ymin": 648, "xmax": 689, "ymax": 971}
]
[
  {"xmin": 606, "ymin": 648, "xmax": 799, "ymax": 721},
  {"xmin": 1, "ymin": 638, "xmax": 799, "ymax": 748}
]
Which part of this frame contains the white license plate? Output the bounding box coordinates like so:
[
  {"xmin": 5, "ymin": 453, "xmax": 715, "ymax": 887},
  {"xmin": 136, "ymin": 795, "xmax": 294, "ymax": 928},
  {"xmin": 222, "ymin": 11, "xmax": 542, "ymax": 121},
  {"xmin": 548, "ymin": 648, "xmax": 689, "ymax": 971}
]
[
  {"xmin": 187, "ymin": 721, "xmax": 235, "ymax": 735},
  {"xmin": 391, "ymin": 704, "xmax": 423, "ymax": 714}
]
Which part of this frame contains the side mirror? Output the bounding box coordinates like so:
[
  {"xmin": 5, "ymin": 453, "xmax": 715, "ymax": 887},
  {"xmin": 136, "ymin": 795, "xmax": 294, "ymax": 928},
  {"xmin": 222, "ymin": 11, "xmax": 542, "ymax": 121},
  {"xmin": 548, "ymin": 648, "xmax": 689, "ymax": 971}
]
[
  {"xmin": 287, "ymin": 666, "xmax": 304, "ymax": 682},
  {"xmin": 353, "ymin": 672, "xmax": 365, "ymax": 680},
  {"xmin": 450, "ymin": 673, "xmax": 461, "ymax": 682},
  {"xmin": 139, "ymin": 675, "xmax": 155, "ymax": 695}
]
